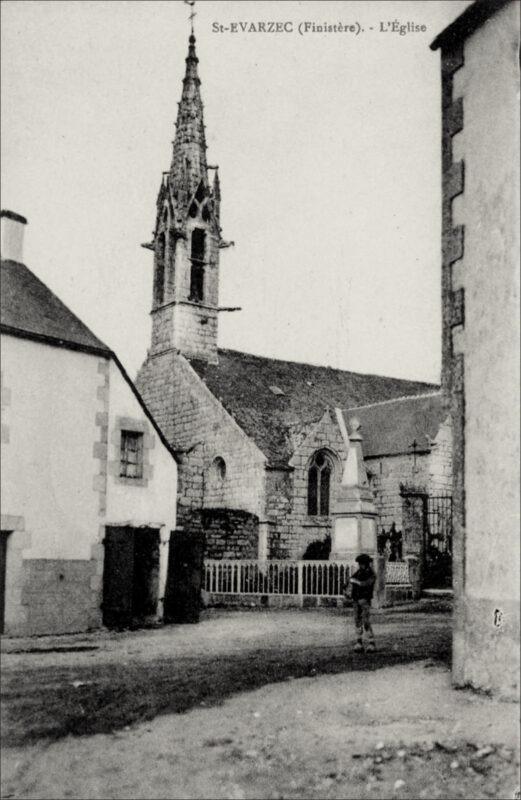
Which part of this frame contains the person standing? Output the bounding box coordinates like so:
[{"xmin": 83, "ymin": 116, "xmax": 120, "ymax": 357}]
[{"xmin": 346, "ymin": 554, "xmax": 377, "ymax": 652}]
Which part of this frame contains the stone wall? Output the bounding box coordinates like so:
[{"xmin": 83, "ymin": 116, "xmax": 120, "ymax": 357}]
[
  {"xmin": 426, "ymin": 416, "xmax": 453, "ymax": 494},
  {"xmin": 136, "ymin": 351, "xmax": 267, "ymax": 546},
  {"xmin": 201, "ymin": 509, "xmax": 259, "ymax": 559},
  {"xmin": 20, "ymin": 559, "xmax": 99, "ymax": 636},
  {"xmin": 366, "ymin": 415, "xmax": 452, "ymax": 538},
  {"xmin": 367, "ymin": 452, "xmax": 428, "ymax": 534},
  {"xmin": 268, "ymin": 410, "xmax": 348, "ymax": 559}
]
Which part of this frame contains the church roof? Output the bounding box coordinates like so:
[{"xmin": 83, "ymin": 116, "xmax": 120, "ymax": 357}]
[
  {"xmin": 188, "ymin": 348, "xmax": 439, "ymax": 468},
  {"xmin": 1, "ymin": 259, "xmax": 110, "ymax": 356},
  {"xmin": 345, "ymin": 392, "xmax": 447, "ymax": 458}
]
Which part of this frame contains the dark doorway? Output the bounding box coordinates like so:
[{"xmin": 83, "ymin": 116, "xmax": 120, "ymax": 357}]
[
  {"xmin": 102, "ymin": 526, "xmax": 160, "ymax": 629},
  {"xmin": 164, "ymin": 530, "xmax": 205, "ymax": 624},
  {"xmin": 0, "ymin": 531, "xmax": 9, "ymax": 635}
]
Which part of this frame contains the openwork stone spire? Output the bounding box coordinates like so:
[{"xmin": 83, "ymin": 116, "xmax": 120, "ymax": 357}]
[
  {"xmin": 147, "ymin": 21, "xmax": 226, "ymax": 365},
  {"xmin": 169, "ymin": 34, "xmax": 208, "ymax": 213}
]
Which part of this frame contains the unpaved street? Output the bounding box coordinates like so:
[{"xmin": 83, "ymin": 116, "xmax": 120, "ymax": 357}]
[{"xmin": 1, "ymin": 606, "xmax": 519, "ymax": 799}]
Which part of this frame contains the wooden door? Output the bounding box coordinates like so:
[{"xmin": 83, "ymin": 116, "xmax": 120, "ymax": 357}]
[
  {"xmin": 0, "ymin": 532, "xmax": 8, "ymax": 635},
  {"xmin": 164, "ymin": 530, "xmax": 205, "ymax": 623},
  {"xmin": 132, "ymin": 528, "xmax": 160, "ymax": 619},
  {"xmin": 102, "ymin": 526, "xmax": 134, "ymax": 629}
]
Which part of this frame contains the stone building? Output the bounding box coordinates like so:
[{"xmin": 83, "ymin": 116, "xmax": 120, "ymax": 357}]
[
  {"xmin": 431, "ymin": 0, "xmax": 519, "ymax": 697},
  {"xmin": 0, "ymin": 211, "xmax": 178, "ymax": 636},
  {"xmin": 347, "ymin": 393, "xmax": 452, "ymax": 531},
  {"xmin": 136, "ymin": 33, "xmax": 451, "ymax": 566}
]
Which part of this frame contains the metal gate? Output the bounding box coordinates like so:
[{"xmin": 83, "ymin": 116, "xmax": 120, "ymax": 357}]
[{"xmin": 424, "ymin": 494, "xmax": 453, "ymax": 588}]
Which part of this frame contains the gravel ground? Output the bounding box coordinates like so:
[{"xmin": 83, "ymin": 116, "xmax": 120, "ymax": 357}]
[{"xmin": 1, "ymin": 606, "xmax": 519, "ymax": 799}]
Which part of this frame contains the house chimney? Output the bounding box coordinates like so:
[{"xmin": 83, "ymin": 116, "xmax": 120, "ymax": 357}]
[{"xmin": 1, "ymin": 210, "xmax": 27, "ymax": 263}]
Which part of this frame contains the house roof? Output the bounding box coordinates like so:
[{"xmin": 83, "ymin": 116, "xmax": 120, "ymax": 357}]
[
  {"xmin": 1, "ymin": 259, "xmax": 111, "ymax": 356},
  {"xmin": 0, "ymin": 258, "xmax": 179, "ymax": 462},
  {"xmin": 344, "ymin": 393, "xmax": 447, "ymax": 459},
  {"xmin": 430, "ymin": 0, "xmax": 512, "ymax": 50},
  {"xmin": 189, "ymin": 349, "xmax": 438, "ymax": 467}
]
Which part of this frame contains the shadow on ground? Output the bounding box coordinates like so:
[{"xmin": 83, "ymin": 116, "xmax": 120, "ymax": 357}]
[{"xmin": 1, "ymin": 616, "xmax": 450, "ymax": 746}]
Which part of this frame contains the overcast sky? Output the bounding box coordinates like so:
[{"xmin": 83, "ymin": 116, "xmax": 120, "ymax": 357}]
[{"xmin": 1, "ymin": 0, "xmax": 471, "ymax": 382}]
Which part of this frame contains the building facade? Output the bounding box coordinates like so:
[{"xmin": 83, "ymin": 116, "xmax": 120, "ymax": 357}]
[
  {"xmin": 1, "ymin": 212, "xmax": 178, "ymax": 636},
  {"xmin": 136, "ymin": 34, "xmax": 452, "ymax": 568},
  {"xmin": 432, "ymin": 0, "xmax": 520, "ymax": 697}
]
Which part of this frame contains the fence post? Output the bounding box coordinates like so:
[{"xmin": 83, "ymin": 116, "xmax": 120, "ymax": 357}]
[
  {"xmin": 373, "ymin": 555, "xmax": 387, "ymax": 609},
  {"xmin": 406, "ymin": 555, "xmax": 421, "ymax": 599},
  {"xmin": 297, "ymin": 561, "xmax": 304, "ymax": 607}
]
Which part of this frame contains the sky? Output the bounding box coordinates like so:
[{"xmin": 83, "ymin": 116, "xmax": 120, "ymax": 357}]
[{"xmin": 1, "ymin": 0, "xmax": 471, "ymax": 383}]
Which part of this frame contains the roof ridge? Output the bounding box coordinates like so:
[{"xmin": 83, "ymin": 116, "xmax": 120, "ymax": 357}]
[
  {"xmin": 347, "ymin": 391, "xmax": 442, "ymax": 411},
  {"xmin": 217, "ymin": 347, "xmax": 438, "ymax": 386}
]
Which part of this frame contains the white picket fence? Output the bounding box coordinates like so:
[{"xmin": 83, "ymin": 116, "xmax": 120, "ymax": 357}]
[
  {"xmin": 204, "ymin": 559, "xmax": 351, "ymax": 598},
  {"xmin": 204, "ymin": 558, "xmax": 412, "ymax": 599}
]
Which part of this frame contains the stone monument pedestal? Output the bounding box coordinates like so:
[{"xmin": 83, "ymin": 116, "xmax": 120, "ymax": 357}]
[{"xmin": 330, "ymin": 412, "xmax": 383, "ymax": 606}]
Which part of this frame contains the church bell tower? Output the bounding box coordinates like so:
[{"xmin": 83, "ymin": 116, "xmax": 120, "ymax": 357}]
[{"xmin": 146, "ymin": 32, "xmax": 222, "ymax": 363}]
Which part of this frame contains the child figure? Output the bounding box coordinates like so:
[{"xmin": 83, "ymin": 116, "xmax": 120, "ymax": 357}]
[{"xmin": 347, "ymin": 553, "xmax": 376, "ymax": 652}]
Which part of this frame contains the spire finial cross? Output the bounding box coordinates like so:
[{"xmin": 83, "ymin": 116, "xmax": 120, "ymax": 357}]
[{"xmin": 184, "ymin": 0, "xmax": 196, "ymax": 35}]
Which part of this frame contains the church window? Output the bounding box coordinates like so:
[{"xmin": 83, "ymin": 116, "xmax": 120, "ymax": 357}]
[
  {"xmin": 190, "ymin": 228, "xmax": 205, "ymax": 302},
  {"xmin": 211, "ymin": 456, "xmax": 226, "ymax": 481},
  {"xmin": 154, "ymin": 232, "xmax": 165, "ymax": 306},
  {"xmin": 307, "ymin": 450, "xmax": 333, "ymax": 516},
  {"xmin": 201, "ymin": 203, "xmax": 210, "ymax": 222},
  {"xmin": 189, "ymin": 201, "xmax": 198, "ymax": 218},
  {"xmin": 120, "ymin": 431, "xmax": 144, "ymax": 479},
  {"xmin": 195, "ymin": 182, "xmax": 206, "ymax": 203}
]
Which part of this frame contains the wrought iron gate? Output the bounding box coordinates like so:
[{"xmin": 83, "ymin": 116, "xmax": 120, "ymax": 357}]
[{"xmin": 424, "ymin": 494, "xmax": 453, "ymax": 588}]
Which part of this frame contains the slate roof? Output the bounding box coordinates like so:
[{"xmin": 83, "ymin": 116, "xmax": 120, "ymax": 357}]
[
  {"xmin": 430, "ymin": 0, "xmax": 512, "ymax": 51},
  {"xmin": 189, "ymin": 349, "xmax": 439, "ymax": 467},
  {"xmin": 0, "ymin": 258, "xmax": 179, "ymax": 461},
  {"xmin": 1, "ymin": 259, "xmax": 110, "ymax": 355},
  {"xmin": 345, "ymin": 393, "xmax": 447, "ymax": 458}
]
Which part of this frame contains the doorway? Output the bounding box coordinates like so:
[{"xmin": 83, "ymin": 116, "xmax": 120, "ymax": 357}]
[
  {"xmin": 102, "ymin": 526, "xmax": 160, "ymax": 629},
  {"xmin": 164, "ymin": 529, "xmax": 205, "ymax": 624}
]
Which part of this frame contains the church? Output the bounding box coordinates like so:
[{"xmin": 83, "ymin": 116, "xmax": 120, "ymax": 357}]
[{"xmin": 136, "ymin": 33, "xmax": 452, "ymax": 566}]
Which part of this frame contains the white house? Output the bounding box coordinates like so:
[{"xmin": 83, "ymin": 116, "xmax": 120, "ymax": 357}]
[{"xmin": 0, "ymin": 210, "xmax": 178, "ymax": 636}]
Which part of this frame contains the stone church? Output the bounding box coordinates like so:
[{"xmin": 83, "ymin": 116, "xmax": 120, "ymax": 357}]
[{"xmin": 136, "ymin": 33, "xmax": 451, "ymax": 562}]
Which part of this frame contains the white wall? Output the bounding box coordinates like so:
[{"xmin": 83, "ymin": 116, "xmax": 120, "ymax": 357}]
[
  {"xmin": 1, "ymin": 335, "xmax": 177, "ymax": 555},
  {"xmin": 1, "ymin": 332, "xmax": 178, "ymax": 633},
  {"xmin": 452, "ymin": 2, "xmax": 520, "ymax": 602},
  {"xmin": 1, "ymin": 334, "xmax": 102, "ymax": 560},
  {"xmin": 105, "ymin": 360, "xmax": 177, "ymax": 532}
]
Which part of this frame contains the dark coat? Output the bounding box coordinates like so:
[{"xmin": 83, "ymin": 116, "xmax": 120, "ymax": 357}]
[{"xmin": 349, "ymin": 567, "xmax": 376, "ymax": 601}]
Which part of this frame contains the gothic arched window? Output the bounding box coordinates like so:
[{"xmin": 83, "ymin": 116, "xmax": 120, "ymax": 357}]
[
  {"xmin": 307, "ymin": 450, "xmax": 333, "ymax": 516},
  {"xmin": 154, "ymin": 232, "xmax": 165, "ymax": 306},
  {"xmin": 190, "ymin": 228, "xmax": 205, "ymax": 302},
  {"xmin": 195, "ymin": 181, "xmax": 206, "ymax": 203}
]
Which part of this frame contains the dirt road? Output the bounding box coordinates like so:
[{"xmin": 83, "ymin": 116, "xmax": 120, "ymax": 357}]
[{"xmin": 1, "ymin": 606, "xmax": 519, "ymax": 799}]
